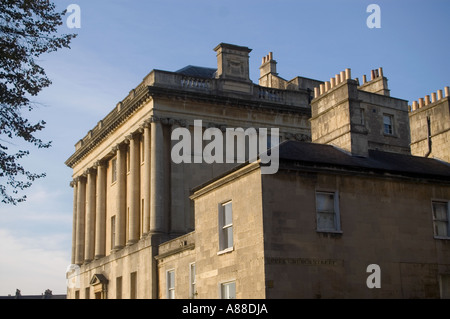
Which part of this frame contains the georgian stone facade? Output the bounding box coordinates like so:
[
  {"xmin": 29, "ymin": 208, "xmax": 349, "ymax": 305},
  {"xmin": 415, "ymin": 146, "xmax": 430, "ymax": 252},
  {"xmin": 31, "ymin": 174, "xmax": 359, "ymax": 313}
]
[{"xmin": 66, "ymin": 42, "xmax": 450, "ymax": 299}]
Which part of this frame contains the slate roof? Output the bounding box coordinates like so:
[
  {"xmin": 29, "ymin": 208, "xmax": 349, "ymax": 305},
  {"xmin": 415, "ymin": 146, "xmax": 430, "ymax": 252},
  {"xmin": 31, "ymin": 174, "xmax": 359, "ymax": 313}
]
[
  {"xmin": 175, "ymin": 65, "xmax": 217, "ymax": 78},
  {"xmin": 277, "ymin": 141, "xmax": 450, "ymax": 181}
]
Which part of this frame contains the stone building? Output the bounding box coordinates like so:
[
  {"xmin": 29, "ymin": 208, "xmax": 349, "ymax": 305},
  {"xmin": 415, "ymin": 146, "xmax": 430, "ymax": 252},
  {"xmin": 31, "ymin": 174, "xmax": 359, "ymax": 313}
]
[{"xmin": 66, "ymin": 43, "xmax": 450, "ymax": 299}]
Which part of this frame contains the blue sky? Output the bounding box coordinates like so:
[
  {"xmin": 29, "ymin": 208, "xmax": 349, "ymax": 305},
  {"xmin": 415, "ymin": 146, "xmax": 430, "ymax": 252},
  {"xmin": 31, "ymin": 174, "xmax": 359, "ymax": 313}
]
[{"xmin": 0, "ymin": 0, "xmax": 449, "ymax": 295}]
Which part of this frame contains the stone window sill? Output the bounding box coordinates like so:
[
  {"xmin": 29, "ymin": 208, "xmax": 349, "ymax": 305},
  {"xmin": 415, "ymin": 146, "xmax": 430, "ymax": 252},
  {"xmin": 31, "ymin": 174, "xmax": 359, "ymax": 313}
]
[
  {"xmin": 217, "ymin": 247, "xmax": 234, "ymax": 256},
  {"xmin": 434, "ymin": 236, "xmax": 450, "ymax": 240}
]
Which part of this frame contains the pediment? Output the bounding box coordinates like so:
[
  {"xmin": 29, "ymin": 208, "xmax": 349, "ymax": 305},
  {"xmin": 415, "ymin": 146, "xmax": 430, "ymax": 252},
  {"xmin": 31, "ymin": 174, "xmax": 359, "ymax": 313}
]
[{"xmin": 90, "ymin": 274, "xmax": 108, "ymax": 286}]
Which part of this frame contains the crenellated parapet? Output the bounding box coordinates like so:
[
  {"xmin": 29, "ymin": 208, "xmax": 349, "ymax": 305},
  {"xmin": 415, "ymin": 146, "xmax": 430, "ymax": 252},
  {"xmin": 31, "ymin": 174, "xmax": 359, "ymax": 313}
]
[
  {"xmin": 313, "ymin": 68, "xmax": 352, "ymax": 99},
  {"xmin": 409, "ymin": 86, "xmax": 449, "ymax": 112}
]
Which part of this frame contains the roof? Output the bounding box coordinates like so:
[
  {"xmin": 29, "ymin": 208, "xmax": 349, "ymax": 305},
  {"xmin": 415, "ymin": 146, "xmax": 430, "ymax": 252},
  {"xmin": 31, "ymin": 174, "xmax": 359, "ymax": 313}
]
[
  {"xmin": 175, "ymin": 65, "xmax": 217, "ymax": 78},
  {"xmin": 277, "ymin": 141, "xmax": 450, "ymax": 181}
]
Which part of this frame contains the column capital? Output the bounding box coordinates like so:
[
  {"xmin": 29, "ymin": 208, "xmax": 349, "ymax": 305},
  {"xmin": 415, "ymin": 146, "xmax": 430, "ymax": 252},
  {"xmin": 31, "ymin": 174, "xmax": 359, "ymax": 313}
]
[
  {"xmin": 126, "ymin": 131, "xmax": 141, "ymax": 141},
  {"xmin": 93, "ymin": 160, "xmax": 106, "ymax": 168},
  {"xmin": 176, "ymin": 119, "xmax": 187, "ymax": 128},
  {"xmin": 142, "ymin": 120, "xmax": 151, "ymax": 128},
  {"xmin": 84, "ymin": 167, "xmax": 97, "ymax": 175},
  {"xmin": 112, "ymin": 143, "xmax": 127, "ymax": 152},
  {"xmin": 74, "ymin": 175, "xmax": 87, "ymax": 183},
  {"xmin": 149, "ymin": 115, "xmax": 160, "ymax": 123}
]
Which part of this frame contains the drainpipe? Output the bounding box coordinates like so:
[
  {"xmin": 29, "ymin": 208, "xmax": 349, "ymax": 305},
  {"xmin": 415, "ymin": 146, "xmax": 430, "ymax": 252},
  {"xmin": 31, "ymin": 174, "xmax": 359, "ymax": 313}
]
[{"xmin": 424, "ymin": 116, "xmax": 432, "ymax": 158}]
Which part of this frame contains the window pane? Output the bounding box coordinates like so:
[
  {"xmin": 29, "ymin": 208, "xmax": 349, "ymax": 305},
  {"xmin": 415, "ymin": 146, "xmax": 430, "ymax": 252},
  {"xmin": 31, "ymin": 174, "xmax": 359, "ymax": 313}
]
[
  {"xmin": 435, "ymin": 221, "xmax": 448, "ymax": 237},
  {"xmin": 222, "ymin": 282, "xmax": 236, "ymax": 299},
  {"xmin": 316, "ymin": 193, "xmax": 334, "ymax": 212},
  {"xmin": 168, "ymin": 271, "xmax": 175, "ymax": 289},
  {"xmin": 433, "ymin": 203, "xmax": 448, "ymax": 221},
  {"xmin": 112, "ymin": 159, "xmax": 117, "ymax": 182},
  {"xmin": 383, "ymin": 115, "xmax": 393, "ymax": 134},
  {"xmin": 317, "ymin": 212, "xmax": 336, "ymax": 230},
  {"xmin": 223, "ymin": 226, "xmax": 233, "ymax": 249},
  {"xmin": 441, "ymin": 275, "xmax": 450, "ymax": 299},
  {"xmin": 223, "ymin": 202, "xmax": 232, "ymax": 225},
  {"xmin": 190, "ymin": 264, "xmax": 196, "ymax": 285}
]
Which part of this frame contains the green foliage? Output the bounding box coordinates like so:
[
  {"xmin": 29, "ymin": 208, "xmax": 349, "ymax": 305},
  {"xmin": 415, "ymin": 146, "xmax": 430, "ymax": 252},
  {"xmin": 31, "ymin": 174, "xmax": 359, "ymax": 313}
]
[{"xmin": 0, "ymin": 0, "xmax": 76, "ymax": 204}]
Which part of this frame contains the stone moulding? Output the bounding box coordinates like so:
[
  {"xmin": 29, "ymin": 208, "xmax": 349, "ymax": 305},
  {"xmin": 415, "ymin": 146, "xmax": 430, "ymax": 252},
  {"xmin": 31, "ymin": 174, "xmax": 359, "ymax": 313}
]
[{"xmin": 66, "ymin": 73, "xmax": 312, "ymax": 168}]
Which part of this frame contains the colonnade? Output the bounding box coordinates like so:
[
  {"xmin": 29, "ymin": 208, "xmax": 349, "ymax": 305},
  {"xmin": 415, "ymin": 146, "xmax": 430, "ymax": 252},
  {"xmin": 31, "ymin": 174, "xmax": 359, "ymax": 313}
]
[{"xmin": 70, "ymin": 116, "xmax": 185, "ymax": 265}]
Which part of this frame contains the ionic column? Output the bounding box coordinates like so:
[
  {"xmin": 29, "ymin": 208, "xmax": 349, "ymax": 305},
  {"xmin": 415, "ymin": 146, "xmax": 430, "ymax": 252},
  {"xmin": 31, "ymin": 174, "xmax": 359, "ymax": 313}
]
[
  {"xmin": 75, "ymin": 176, "xmax": 86, "ymax": 265},
  {"xmin": 142, "ymin": 121, "xmax": 151, "ymax": 236},
  {"xmin": 150, "ymin": 116, "xmax": 164, "ymax": 233},
  {"xmin": 170, "ymin": 121, "xmax": 185, "ymax": 234},
  {"xmin": 95, "ymin": 161, "xmax": 106, "ymax": 259},
  {"xmin": 127, "ymin": 132, "xmax": 141, "ymax": 245},
  {"xmin": 114, "ymin": 143, "xmax": 127, "ymax": 250},
  {"xmin": 84, "ymin": 168, "xmax": 96, "ymax": 263},
  {"xmin": 70, "ymin": 180, "xmax": 77, "ymax": 265}
]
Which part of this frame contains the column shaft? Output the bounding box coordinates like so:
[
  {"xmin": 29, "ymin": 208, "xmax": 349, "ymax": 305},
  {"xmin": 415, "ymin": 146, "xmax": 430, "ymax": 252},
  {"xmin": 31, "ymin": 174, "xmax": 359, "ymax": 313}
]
[
  {"xmin": 95, "ymin": 162, "xmax": 106, "ymax": 259},
  {"xmin": 128, "ymin": 134, "xmax": 140, "ymax": 244},
  {"xmin": 170, "ymin": 123, "xmax": 185, "ymax": 234},
  {"xmin": 71, "ymin": 181, "xmax": 77, "ymax": 265},
  {"xmin": 75, "ymin": 176, "xmax": 86, "ymax": 265},
  {"xmin": 142, "ymin": 123, "xmax": 151, "ymax": 236},
  {"xmin": 85, "ymin": 169, "xmax": 96, "ymax": 262},
  {"xmin": 150, "ymin": 119, "xmax": 164, "ymax": 233},
  {"xmin": 115, "ymin": 145, "xmax": 127, "ymax": 250}
]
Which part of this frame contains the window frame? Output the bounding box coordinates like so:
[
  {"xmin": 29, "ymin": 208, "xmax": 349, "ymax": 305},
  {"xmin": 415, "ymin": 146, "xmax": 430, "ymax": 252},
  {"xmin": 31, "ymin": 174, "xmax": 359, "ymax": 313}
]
[
  {"xmin": 383, "ymin": 113, "xmax": 394, "ymax": 135},
  {"xmin": 111, "ymin": 157, "xmax": 117, "ymax": 184},
  {"xmin": 140, "ymin": 135, "xmax": 145, "ymax": 164},
  {"xmin": 360, "ymin": 108, "xmax": 366, "ymax": 126},
  {"xmin": 111, "ymin": 216, "xmax": 116, "ymax": 250},
  {"xmin": 189, "ymin": 262, "xmax": 196, "ymax": 299},
  {"xmin": 315, "ymin": 190, "xmax": 342, "ymax": 233},
  {"xmin": 432, "ymin": 200, "xmax": 450, "ymax": 239},
  {"xmin": 218, "ymin": 200, "xmax": 234, "ymax": 254},
  {"xmin": 220, "ymin": 280, "xmax": 236, "ymax": 299},
  {"xmin": 439, "ymin": 274, "xmax": 450, "ymax": 299},
  {"xmin": 116, "ymin": 276, "xmax": 122, "ymax": 299},
  {"xmin": 167, "ymin": 269, "xmax": 175, "ymax": 299},
  {"xmin": 130, "ymin": 271, "xmax": 137, "ymax": 299}
]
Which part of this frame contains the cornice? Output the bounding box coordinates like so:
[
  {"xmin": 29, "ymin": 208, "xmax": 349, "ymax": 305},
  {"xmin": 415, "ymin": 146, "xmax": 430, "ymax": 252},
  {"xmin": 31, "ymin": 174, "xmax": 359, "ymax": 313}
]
[{"xmin": 66, "ymin": 83, "xmax": 311, "ymax": 168}]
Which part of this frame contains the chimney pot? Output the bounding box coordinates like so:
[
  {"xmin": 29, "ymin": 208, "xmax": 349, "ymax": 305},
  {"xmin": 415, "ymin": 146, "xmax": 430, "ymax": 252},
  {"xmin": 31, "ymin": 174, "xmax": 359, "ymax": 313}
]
[
  {"xmin": 437, "ymin": 90, "xmax": 443, "ymax": 100},
  {"xmin": 314, "ymin": 87, "xmax": 320, "ymax": 98},
  {"xmin": 431, "ymin": 92, "xmax": 437, "ymax": 103},
  {"xmin": 425, "ymin": 95, "xmax": 430, "ymax": 105},
  {"xmin": 345, "ymin": 68, "xmax": 351, "ymax": 80},
  {"xmin": 445, "ymin": 86, "xmax": 450, "ymax": 98},
  {"xmin": 378, "ymin": 67, "xmax": 384, "ymax": 78},
  {"xmin": 419, "ymin": 98, "xmax": 424, "ymax": 108},
  {"xmin": 363, "ymin": 75, "xmax": 367, "ymax": 84}
]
